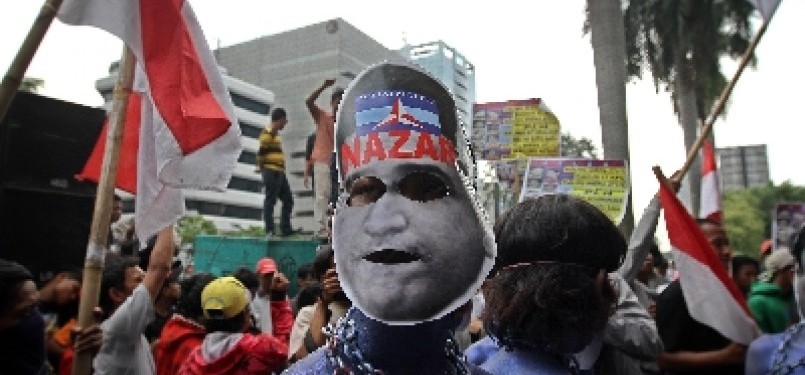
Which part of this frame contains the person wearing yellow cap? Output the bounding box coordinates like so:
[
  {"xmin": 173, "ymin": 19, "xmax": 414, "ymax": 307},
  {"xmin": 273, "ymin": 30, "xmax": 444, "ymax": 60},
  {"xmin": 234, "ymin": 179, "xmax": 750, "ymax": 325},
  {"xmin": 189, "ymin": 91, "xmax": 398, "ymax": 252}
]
[{"xmin": 178, "ymin": 276, "xmax": 288, "ymax": 374}]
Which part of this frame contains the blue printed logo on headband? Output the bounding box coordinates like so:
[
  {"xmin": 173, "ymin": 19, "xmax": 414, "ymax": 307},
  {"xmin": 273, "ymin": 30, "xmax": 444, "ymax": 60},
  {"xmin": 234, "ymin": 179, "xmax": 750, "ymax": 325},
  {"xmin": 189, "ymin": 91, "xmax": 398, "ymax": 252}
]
[{"xmin": 355, "ymin": 90, "xmax": 441, "ymax": 137}]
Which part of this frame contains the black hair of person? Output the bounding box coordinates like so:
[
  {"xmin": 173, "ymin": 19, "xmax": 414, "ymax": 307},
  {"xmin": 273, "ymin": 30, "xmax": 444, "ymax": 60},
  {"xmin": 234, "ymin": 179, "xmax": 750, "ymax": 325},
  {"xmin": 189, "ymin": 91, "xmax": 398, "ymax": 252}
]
[
  {"xmin": 312, "ymin": 245, "xmax": 334, "ymax": 281},
  {"xmin": 297, "ymin": 263, "xmax": 314, "ymax": 279},
  {"xmin": 296, "ymin": 283, "xmax": 323, "ymax": 311},
  {"xmin": 271, "ymin": 107, "xmax": 287, "ymax": 122},
  {"xmin": 175, "ymin": 273, "xmax": 215, "ymax": 321},
  {"xmin": 732, "ymin": 256, "xmax": 760, "ymax": 274},
  {"xmin": 203, "ymin": 310, "xmax": 248, "ymax": 333},
  {"xmin": 0, "ymin": 259, "xmax": 33, "ymax": 315},
  {"xmin": 99, "ymin": 254, "xmax": 141, "ymax": 318},
  {"xmin": 232, "ymin": 267, "xmax": 260, "ymax": 293},
  {"xmin": 483, "ymin": 195, "xmax": 624, "ymax": 354},
  {"xmin": 792, "ymin": 226, "xmax": 805, "ymax": 271}
]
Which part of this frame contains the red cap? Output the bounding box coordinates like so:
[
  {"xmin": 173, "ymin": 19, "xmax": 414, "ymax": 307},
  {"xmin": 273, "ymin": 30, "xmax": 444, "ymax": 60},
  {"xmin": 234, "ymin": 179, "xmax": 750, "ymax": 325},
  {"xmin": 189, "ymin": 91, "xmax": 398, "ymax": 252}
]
[
  {"xmin": 760, "ymin": 239, "xmax": 773, "ymax": 256},
  {"xmin": 256, "ymin": 257, "xmax": 277, "ymax": 274}
]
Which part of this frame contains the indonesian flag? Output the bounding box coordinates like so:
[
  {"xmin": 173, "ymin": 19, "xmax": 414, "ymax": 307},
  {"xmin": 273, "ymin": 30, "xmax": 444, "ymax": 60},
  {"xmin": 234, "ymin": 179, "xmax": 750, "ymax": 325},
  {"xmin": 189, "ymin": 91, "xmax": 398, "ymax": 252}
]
[
  {"xmin": 60, "ymin": 0, "xmax": 241, "ymax": 243},
  {"xmin": 700, "ymin": 140, "xmax": 722, "ymax": 222},
  {"xmin": 659, "ymin": 181, "xmax": 758, "ymax": 345}
]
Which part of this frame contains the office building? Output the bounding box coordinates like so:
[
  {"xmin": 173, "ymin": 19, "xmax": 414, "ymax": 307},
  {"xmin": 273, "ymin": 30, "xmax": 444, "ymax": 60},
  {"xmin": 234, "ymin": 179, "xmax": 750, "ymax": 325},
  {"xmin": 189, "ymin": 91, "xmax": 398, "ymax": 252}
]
[
  {"xmin": 215, "ymin": 18, "xmax": 401, "ymax": 232},
  {"xmin": 398, "ymin": 41, "xmax": 476, "ymax": 131},
  {"xmin": 717, "ymin": 144, "xmax": 770, "ymax": 190}
]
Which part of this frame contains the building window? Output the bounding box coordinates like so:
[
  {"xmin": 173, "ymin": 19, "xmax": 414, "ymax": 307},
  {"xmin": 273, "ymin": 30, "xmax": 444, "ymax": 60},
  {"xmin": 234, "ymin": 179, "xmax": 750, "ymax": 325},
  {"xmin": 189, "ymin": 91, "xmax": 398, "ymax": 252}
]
[
  {"xmin": 238, "ymin": 150, "xmax": 257, "ymax": 164},
  {"xmin": 228, "ymin": 176, "xmax": 262, "ymax": 193},
  {"xmin": 240, "ymin": 121, "xmax": 262, "ymax": 139},
  {"xmin": 231, "ymin": 93, "xmax": 270, "ymax": 115}
]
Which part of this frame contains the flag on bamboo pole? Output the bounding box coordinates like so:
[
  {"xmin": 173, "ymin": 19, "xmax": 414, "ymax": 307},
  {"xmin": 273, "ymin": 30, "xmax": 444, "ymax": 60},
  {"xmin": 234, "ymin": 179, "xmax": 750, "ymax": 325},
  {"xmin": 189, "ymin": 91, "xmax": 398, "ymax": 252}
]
[
  {"xmin": 699, "ymin": 139, "xmax": 722, "ymax": 222},
  {"xmin": 747, "ymin": 0, "xmax": 782, "ymax": 21},
  {"xmin": 659, "ymin": 180, "xmax": 758, "ymax": 345},
  {"xmin": 60, "ymin": 0, "xmax": 242, "ymax": 243}
]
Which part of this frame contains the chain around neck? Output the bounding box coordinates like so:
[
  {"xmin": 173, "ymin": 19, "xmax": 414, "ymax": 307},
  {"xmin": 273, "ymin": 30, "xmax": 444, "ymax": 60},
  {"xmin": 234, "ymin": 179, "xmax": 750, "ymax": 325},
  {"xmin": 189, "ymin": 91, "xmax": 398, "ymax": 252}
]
[{"xmin": 323, "ymin": 315, "xmax": 470, "ymax": 375}]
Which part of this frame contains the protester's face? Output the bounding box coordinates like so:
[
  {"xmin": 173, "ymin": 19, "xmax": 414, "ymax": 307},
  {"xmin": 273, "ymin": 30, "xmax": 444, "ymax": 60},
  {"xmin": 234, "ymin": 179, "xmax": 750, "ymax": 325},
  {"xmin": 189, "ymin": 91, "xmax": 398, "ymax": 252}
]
[
  {"xmin": 259, "ymin": 272, "xmax": 275, "ymax": 294},
  {"xmin": 699, "ymin": 222, "xmax": 733, "ymax": 270},
  {"xmin": 334, "ymin": 159, "xmax": 490, "ymax": 323},
  {"xmin": 111, "ymin": 200, "xmax": 122, "ymax": 223},
  {"xmin": 542, "ymin": 169, "xmax": 559, "ymax": 193},
  {"xmin": 0, "ymin": 280, "xmax": 38, "ymax": 330},
  {"xmin": 53, "ymin": 275, "xmax": 80, "ymax": 305},
  {"xmin": 123, "ymin": 266, "xmax": 145, "ymax": 296},
  {"xmin": 734, "ymin": 264, "xmax": 758, "ymax": 294}
]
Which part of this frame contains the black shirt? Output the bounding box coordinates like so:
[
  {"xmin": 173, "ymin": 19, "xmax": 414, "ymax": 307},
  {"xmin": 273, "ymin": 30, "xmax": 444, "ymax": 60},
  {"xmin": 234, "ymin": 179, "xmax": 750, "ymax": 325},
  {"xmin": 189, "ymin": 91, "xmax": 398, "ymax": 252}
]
[{"xmin": 655, "ymin": 280, "xmax": 744, "ymax": 375}]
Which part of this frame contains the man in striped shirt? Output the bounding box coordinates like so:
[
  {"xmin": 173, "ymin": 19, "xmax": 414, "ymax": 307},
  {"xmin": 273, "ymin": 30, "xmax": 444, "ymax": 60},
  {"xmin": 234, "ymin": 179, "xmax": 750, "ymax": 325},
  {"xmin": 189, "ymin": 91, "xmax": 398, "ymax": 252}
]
[{"xmin": 257, "ymin": 108, "xmax": 294, "ymax": 237}]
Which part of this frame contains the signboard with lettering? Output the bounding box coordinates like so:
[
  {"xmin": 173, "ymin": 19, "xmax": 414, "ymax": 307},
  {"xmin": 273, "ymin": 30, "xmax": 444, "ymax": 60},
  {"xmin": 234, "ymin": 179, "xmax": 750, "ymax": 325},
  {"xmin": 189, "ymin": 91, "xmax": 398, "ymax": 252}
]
[
  {"xmin": 520, "ymin": 158, "xmax": 630, "ymax": 224},
  {"xmin": 773, "ymin": 203, "xmax": 805, "ymax": 251},
  {"xmin": 472, "ymin": 99, "xmax": 560, "ymax": 161}
]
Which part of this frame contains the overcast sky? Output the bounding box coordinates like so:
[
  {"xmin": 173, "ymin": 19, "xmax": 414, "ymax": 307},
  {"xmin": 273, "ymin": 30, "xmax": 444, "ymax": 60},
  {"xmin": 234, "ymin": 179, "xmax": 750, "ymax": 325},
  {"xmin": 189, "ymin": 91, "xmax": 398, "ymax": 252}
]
[{"xmin": 2, "ymin": 1, "xmax": 802, "ymax": 249}]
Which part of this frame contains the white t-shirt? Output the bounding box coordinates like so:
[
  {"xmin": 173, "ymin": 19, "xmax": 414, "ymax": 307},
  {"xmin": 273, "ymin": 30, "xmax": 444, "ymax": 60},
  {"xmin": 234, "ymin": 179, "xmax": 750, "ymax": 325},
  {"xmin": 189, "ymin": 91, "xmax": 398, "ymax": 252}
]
[{"xmin": 93, "ymin": 284, "xmax": 155, "ymax": 375}]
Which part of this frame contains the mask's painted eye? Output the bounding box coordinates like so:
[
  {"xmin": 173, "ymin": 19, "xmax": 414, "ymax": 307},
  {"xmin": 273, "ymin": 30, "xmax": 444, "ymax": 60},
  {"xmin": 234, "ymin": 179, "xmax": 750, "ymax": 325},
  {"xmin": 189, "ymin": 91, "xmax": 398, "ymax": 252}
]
[
  {"xmin": 347, "ymin": 176, "xmax": 386, "ymax": 207},
  {"xmin": 397, "ymin": 171, "xmax": 451, "ymax": 202}
]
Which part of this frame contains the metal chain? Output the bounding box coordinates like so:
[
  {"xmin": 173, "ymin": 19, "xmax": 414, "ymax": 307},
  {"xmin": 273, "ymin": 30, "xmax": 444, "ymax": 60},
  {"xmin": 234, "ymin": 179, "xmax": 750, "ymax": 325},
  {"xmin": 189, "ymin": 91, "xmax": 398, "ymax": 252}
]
[
  {"xmin": 770, "ymin": 322, "xmax": 805, "ymax": 375},
  {"xmin": 324, "ymin": 315, "xmax": 469, "ymax": 375}
]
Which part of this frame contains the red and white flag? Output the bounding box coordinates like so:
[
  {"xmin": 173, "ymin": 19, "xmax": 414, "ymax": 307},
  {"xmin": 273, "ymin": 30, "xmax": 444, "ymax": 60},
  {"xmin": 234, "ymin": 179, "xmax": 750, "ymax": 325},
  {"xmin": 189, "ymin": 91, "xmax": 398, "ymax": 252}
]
[
  {"xmin": 700, "ymin": 139, "xmax": 722, "ymax": 222},
  {"xmin": 660, "ymin": 181, "xmax": 758, "ymax": 345},
  {"xmin": 60, "ymin": 0, "xmax": 241, "ymax": 243}
]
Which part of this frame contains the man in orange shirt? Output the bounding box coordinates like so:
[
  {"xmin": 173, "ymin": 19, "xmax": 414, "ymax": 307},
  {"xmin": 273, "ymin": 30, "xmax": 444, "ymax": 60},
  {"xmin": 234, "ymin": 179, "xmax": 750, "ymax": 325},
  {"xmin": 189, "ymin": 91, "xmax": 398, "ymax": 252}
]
[{"xmin": 306, "ymin": 79, "xmax": 343, "ymax": 239}]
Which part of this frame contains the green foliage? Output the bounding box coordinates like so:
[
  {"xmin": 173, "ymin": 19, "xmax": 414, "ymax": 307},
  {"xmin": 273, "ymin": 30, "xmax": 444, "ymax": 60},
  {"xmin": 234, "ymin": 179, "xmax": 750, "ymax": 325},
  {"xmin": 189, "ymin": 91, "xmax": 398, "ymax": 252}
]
[
  {"xmin": 223, "ymin": 225, "xmax": 266, "ymax": 238},
  {"xmin": 560, "ymin": 132, "xmax": 599, "ymax": 159},
  {"xmin": 723, "ymin": 182, "xmax": 805, "ymax": 258},
  {"xmin": 176, "ymin": 215, "xmax": 218, "ymax": 245},
  {"xmin": 623, "ymin": 0, "xmax": 755, "ymax": 120},
  {"xmin": 19, "ymin": 77, "xmax": 44, "ymax": 93}
]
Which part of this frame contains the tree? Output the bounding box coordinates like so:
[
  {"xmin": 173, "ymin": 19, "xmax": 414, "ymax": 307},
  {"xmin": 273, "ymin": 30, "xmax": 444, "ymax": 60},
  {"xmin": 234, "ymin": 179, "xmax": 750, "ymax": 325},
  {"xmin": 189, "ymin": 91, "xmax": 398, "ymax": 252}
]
[
  {"xmin": 623, "ymin": 0, "xmax": 755, "ymax": 216},
  {"xmin": 586, "ymin": 0, "xmax": 635, "ymax": 237},
  {"xmin": 175, "ymin": 215, "xmax": 218, "ymax": 245},
  {"xmin": 722, "ymin": 182, "xmax": 805, "ymax": 258},
  {"xmin": 19, "ymin": 77, "xmax": 44, "ymax": 93},
  {"xmin": 561, "ymin": 132, "xmax": 599, "ymax": 159}
]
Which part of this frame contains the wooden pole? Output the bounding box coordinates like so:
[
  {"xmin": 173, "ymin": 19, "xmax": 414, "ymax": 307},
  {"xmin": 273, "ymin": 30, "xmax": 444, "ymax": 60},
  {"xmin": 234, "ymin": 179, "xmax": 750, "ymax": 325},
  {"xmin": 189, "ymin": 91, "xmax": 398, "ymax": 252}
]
[
  {"xmin": 0, "ymin": 0, "xmax": 64, "ymax": 121},
  {"xmin": 72, "ymin": 46, "xmax": 136, "ymax": 375},
  {"xmin": 675, "ymin": 19, "xmax": 771, "ymax": 180}
]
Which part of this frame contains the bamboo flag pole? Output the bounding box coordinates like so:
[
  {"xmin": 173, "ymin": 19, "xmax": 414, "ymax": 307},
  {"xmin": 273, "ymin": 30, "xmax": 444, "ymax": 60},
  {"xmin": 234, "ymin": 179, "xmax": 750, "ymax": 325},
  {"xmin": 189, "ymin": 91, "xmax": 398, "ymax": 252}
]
[
  {"xmin": 674, "ymin": 18, "xmax": 771, "ymax": 181},
  {"xmin": 0, "ymin": 0, "xmax": 64, "ymax": 121},
  {"xmin": 72, "ymin": 45, "xmax": 136, "ymax": 375}
]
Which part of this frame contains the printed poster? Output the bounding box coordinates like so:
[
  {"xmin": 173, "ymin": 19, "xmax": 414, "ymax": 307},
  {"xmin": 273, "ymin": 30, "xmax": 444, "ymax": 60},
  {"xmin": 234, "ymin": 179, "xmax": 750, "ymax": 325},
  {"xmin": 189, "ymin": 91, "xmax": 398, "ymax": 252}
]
[
  {"xmin": 472, "ymin": 99, "xmax": 560, "ymax": 161},
  {"xmin": 520, "ymin": 158, "xmax": 630, "ymax": 224},
  {"xmin": 773, "ymin": 203, "xmax": 805, "ymax": 251}
]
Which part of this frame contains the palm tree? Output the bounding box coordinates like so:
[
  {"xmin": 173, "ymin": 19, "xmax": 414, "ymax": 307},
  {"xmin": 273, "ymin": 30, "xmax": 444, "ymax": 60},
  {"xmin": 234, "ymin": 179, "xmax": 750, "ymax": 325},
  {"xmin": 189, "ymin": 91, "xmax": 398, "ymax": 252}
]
[
  {"xmin": 623, "ymin": 0, "xmax": 755, "ymax": 216},
  {"xmin": 586, "ymin": 0, "xmax": 635, "ymax": 237}
]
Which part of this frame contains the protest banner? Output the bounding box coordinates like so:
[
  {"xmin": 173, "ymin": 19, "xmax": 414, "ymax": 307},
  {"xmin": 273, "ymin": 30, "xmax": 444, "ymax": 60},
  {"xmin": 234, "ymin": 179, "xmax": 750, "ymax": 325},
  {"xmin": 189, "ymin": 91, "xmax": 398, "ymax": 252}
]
[
  {"xmin": 773, "ymin": 203, "xmax": 805, "ymax": 250},
  {"xmin": 520, "ymin": 158, "xmax": 630, "ymax": 224},
  {"xmin": 472, "ymin": 98, "xmax": 560, "ymax": 161}
]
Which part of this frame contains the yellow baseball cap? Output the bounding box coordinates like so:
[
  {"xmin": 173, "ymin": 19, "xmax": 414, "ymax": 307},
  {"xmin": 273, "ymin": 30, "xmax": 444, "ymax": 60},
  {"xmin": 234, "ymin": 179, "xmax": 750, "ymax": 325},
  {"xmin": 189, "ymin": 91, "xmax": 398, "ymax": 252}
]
[{"xmin": 201, "ymin": 276, "xmax": 250, "ymax": 319}]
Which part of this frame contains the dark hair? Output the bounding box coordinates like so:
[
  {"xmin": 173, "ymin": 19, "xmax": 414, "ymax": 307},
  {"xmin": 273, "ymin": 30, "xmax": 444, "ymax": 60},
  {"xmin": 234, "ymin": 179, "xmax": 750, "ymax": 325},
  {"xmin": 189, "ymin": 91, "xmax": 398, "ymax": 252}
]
[
  {"xmin": 794, "ymin": 226, "xmax": 805, "ymax": 271},
  {"xmin": 297, "ymin": 263, "xmax": 313, "ymax": 279},
  {"xmin": 204, "ymin": 310, "xmax": 246, "ymax": 333},
  {"xmin": 99, "ymin": 255, "xmax": 140, "ymax": 317},
  {"xmin": 0, "ymin": 259, "xmax": 33, "ymax": 315},
  {"xmin": 484, "ymin": 195, "xmax": 623, "ymax": 354},
  {"xmin": 232, "ymin": 267, "xmax": 259, "ymax": 294},
  {"xmin": 492, "ymin": 195, "xmax": 625, "ymax": 275},
  {"xmin": 732, "ymin": 256, "xmax": 760, "ymax": 274},
  {"xmin": 296, "ymin": 283, "xmax": 322, "ymax": 311},
  {"xmin": 696, "ymin": 217, "xmax": 722, "ymax": 227},
  {"xmin": 312, "ymin": 245, "xmax": 334, "ymax": 280},
  {"xmin": 331, "ymin": 87, "xmax": 344, "ymax": 103},
  {"xmin": 176, "ymin": 273, "xmax": 215, "ymax": 321},
  {"xmin": 271, "ymin": 107, "xmax": 287, "ymax": 122}
]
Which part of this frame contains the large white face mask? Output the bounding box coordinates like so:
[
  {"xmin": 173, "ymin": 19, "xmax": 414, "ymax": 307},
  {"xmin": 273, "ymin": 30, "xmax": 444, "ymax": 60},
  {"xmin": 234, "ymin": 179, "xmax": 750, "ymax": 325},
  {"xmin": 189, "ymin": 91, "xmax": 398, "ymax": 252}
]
[{"xmin": 333, "ymin": 62, "xmax": 495, "ymax": 325}]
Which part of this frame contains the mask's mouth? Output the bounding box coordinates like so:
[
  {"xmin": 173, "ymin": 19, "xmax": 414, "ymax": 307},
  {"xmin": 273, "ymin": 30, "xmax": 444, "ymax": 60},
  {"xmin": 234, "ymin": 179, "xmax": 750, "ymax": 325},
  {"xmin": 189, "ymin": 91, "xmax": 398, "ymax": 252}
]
[{"xmin": 363, "ymin": 249, "xmax": 421, "ymax": 264}]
